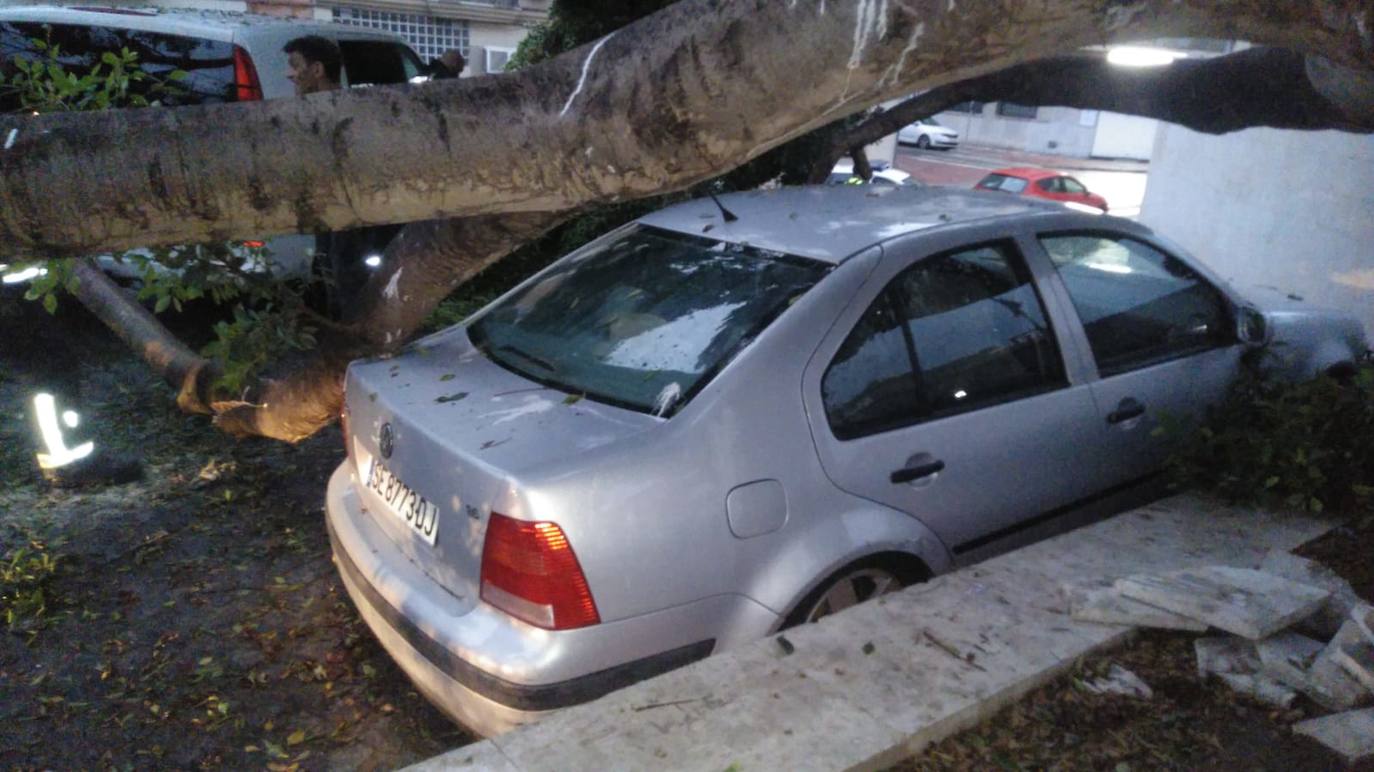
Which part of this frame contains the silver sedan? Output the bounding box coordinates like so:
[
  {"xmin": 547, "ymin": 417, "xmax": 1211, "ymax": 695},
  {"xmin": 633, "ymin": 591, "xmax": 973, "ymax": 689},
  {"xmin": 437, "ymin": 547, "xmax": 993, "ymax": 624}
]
[{"xmin": 325, "ymin": 186, "xmax": 1368, "ymax": 736}]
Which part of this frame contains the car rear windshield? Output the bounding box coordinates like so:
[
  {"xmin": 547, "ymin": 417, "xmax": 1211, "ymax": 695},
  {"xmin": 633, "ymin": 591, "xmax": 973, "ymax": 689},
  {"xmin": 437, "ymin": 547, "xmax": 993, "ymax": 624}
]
[
  {"xmin": 976, "ymin": 174, "xmax": 1028, "ymax": 194},
  {"xmin": 467, "ymin": 225, "xmax": 829, "ymax": 417},
  {"xmin": 0, "ymin": 21, "xmax": 236, "ymax": 108}
]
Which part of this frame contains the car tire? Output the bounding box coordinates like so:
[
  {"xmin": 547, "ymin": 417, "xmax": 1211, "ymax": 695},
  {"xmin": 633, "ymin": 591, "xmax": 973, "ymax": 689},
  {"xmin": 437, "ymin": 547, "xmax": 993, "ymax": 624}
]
[
  {"xmin": 782, "ymin": 555, "xmax": 926, "ymax": 628},
  {"xmin": 916, "ymin": 134, "xmax": 932, "ymax": 149}
]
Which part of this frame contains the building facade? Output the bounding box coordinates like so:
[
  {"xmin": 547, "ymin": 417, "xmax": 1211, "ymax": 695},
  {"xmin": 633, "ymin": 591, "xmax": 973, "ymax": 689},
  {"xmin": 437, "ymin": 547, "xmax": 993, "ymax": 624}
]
[{"xmin": 137, "ymin": 0, "xmax": 548, "ymax": 73}]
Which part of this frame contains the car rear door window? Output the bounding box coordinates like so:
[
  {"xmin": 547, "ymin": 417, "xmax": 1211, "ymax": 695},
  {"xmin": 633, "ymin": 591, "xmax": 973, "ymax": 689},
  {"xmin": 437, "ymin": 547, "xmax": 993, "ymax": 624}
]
[
  {"xmin": 1062, "ymin": 177, "xmax": 1088, "ymax": 194},
  {"xmin": 1039, "ymin": 234, "xmax": 1233, "ymax": 376},
  {"xmin": 895, "ymin": 242, "xmax": 1066, "ymax": 417},
  {"xmin": 0, "ymin": 21, "xmax": 234, "ymax": 107},
  {"xmin": 823, "ymin": 241, "xmax": 1065, "ymax": 438},
  {"xmin": 822, "ymin": 293, "xmax": 923, "ymax": 439}
]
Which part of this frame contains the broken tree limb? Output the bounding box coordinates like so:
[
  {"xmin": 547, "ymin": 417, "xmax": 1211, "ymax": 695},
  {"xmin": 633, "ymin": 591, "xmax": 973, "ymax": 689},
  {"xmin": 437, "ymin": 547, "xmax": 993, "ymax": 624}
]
[{"xmin": 67, "ymin": 259, "xmax": 218, "ymax": 415}]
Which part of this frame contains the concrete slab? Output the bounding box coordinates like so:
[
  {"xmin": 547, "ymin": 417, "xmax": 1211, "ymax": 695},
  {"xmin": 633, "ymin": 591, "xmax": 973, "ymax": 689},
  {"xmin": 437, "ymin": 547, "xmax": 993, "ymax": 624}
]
[
  {"xmin": 1334, "ymin": 641, "xmax": 1374, "ymax": 692},
  {"xmin": 1357, "ymin": 604, "xmax": 1374, "ymax": 649},
  {"xmin": 1216, "ymin": 672, "xmax": 1299, "ymax": 709},
  {"xmin": 1293, "ymin": 708, "xmax": 1374, "ymax": 765},
  {"xmin": 410, "ymin": 495, "xmax": 1334, "ymax": 772},
  {"xmin": 1195, "ymin": 636, "xmax": 1260, "ymax": 678},
  {"xmin": 1256, "ymin": 631, "xmax": 1325, "ymax": 687},
  {"xmin": 1259, "ymin": 550, "xmax": 1363, "ymax": 638},
  {"xmin": 1064, "ymin": 582, "xmax": 1209, "ymax": 632},
  {"xmin": 1115, "ymin": 566, "xmax": 1329, "ymax": 639},
  {"xmin": 1306, "ymin": 618, "xmax": 1374, "ymax": 711}
]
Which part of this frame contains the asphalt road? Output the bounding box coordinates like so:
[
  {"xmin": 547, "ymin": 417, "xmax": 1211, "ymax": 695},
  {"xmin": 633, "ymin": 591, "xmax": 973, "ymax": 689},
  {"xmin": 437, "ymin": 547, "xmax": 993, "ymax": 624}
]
[{"xmin": 894, "ymin": 143, "xmax": 1149, "ymax": 218}]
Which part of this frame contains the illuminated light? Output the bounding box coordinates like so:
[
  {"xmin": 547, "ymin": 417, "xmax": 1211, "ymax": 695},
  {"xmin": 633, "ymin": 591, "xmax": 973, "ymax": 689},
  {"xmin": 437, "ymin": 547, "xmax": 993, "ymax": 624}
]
[
  {"xmin": 953, "ymin": 389, "xmax": 968, "ymax": 400},
  {"xmin": 62, "ymin": 410, "xmax": 79, "ymax": 428},
  {"xmin": 1106, "ymin": 46, "xmax": 1184, "ymax": 68},
  {"xmin": 242, "ymin": 240, "xmax": 266, "ymax": 249},
  {"xmin": 1085, "ymin": 261, "xmax": 1134, "ymax": 274},
  {"xmin": 33, "ymin": 393, "xmax": 94, "ymax": 470},
  {"xmin": 1062, "ymin": 201, "xmax": 1106, "ymax": 215},
  {"xmin": 364, "ymin": 254, "xmax": 383, "ymax": 268},
  {"xmin": 3, "ymin": 266, "xmax": 46, "ymax": 283}
]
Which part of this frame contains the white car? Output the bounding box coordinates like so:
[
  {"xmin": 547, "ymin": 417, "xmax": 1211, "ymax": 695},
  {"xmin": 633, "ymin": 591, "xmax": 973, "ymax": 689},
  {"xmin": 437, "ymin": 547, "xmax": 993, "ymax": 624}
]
[
  {"xmin": 897, "ymin": 117, "xmax": 960, "ymax": 150},
  {"xmin": 0, "ymin": 5, "xmax": 424, "ymax": 281}
]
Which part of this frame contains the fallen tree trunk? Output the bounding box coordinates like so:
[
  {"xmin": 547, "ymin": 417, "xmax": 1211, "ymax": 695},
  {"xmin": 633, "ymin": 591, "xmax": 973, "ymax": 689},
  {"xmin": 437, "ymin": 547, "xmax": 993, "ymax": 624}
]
[{"xmin": 1, "ymin": 0, "xmax": 1369, "ymax": 259}]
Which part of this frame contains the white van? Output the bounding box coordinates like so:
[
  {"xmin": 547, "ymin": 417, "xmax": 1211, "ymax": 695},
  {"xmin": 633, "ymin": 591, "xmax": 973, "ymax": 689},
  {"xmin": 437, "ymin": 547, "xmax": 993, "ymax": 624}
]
[{"xmin": 0, "ymin": 5, "xmax": 426, "ymax": 280}]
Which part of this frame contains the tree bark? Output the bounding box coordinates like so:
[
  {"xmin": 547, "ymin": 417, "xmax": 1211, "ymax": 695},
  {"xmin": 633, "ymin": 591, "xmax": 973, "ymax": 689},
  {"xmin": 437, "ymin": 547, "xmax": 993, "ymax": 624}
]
[{"xmin": 1, "ymin": 0, "xmax": 1369, "ymax": 259}]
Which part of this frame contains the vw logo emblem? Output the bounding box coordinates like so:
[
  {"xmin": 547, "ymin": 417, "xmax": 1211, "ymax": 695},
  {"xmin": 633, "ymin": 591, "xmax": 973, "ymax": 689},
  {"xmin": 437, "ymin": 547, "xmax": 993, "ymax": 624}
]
[{"xmin": 378, "ymin": 423, "xmax": 394, "ymax": 459}]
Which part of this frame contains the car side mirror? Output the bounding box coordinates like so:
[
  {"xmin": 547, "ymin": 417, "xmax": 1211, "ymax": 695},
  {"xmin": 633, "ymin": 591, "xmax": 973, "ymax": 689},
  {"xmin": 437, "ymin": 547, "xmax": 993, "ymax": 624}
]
[{"xmin": 1236, "ymin": 305, "xmax": 1269, "ymax": 346}]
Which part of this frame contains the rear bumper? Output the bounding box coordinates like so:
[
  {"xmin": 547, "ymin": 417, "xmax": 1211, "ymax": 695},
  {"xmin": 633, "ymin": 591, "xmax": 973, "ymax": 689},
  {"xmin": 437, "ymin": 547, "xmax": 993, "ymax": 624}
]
[{"xmin": 324, "ymin": 463, "xmax": 719, "ymax": 735}]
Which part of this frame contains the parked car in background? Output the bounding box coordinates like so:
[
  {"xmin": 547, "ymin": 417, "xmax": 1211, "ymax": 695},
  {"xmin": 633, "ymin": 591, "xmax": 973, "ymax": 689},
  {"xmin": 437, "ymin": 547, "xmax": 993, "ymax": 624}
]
[
  {"xmin": 975, "ymin": 167, "xmax": 1110, "ymax": 213},
  {"xmin": 325, "ymin": 185, "xmax": 1367, "ymax": 736},
  {"xmin": 828, "ymin": 159, "xmax": 916, "ymax": 186},
  {"xmin": 897, "ymin": 117, "xmax": 959, "ymax": 149},
  {"xmin": 0, "ymin": 5, "xmax": 424, "ymax": 282}
]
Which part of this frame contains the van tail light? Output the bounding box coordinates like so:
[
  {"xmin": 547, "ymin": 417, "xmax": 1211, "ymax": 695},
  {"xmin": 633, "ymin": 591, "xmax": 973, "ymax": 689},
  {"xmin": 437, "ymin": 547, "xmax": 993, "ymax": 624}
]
[
  {"xmin": 242, "ymin": 240, "xmax": 266, "ymax": 249},
  {"xmin": 232, "ymin": 46, "xmax": 263, "ymax": 102},
  {"xmin": 480, "ymin": 513, "xmax": 600, "ymax": 630}
]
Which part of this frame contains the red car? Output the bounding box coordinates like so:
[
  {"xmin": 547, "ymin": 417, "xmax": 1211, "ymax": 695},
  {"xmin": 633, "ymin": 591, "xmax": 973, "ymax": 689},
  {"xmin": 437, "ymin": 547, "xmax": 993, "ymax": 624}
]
[{"xmin": 974, "ymin": 167, "xmax": 1109, "ymax": 212}]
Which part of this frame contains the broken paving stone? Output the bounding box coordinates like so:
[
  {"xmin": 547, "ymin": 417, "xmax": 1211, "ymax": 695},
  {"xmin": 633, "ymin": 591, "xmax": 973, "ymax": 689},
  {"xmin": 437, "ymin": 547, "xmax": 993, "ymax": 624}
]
[
  {"xmin": 1256, "ymin": 631, "xmax": 1325, "ymax": 688},
  {"xmin": 1304, "ymin": 618, "xmax": 1374, "ymax": 712},
  {"xmin": 1356, "ymin": 604, "xmax": 1374, "ymax": 649},
  {"xmin": 1064, "ymin": 583, "xmax": 1208, "ymax": 632},
  {"xmin": 1216, "ymin": 672, "xmax": 1299, "ymax": 709},
  {"xmin": 1115, "ymin": 565, "xmax": 1329, "ymax": 639},
  {"xmin": 1082, "ymin": 664, "xmax": 1153, "ymax": 700},
  {"xmin": 1333, "ymin": 640, "xmax": 1374, "ymax": 693},
  {"xmin": 1259, "ymin": 550, "xmax": 1362, "ymax": 639},
  {"xmin": 1195, "ymin": 636, "xmax": 1260, "ymax": 679},
  {"xmin": 1293, "ymin": 708, "xmax": 1374, "ymax": 765}
]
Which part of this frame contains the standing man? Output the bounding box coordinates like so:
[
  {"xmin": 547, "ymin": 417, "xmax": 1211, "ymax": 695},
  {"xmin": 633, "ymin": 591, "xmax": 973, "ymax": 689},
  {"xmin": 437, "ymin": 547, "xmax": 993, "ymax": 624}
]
[
  {"xmin": 284, "ymin": 35, "xmax": 341, "ymax": 95},
  {"xmin": 282, "ymin": 35, "xmax": 400, "ymax": 319}
]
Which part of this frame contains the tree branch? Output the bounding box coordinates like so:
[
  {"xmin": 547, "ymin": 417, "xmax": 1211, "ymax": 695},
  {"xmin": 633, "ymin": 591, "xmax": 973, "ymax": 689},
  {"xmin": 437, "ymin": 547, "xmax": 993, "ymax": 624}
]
[
  {"xmin": 809, "ymin": 46, "xmax": 1374, "ymax": 181},
  {"xmin": 67, "ymin": 259, "xmax": 218, "ymax": 414}
]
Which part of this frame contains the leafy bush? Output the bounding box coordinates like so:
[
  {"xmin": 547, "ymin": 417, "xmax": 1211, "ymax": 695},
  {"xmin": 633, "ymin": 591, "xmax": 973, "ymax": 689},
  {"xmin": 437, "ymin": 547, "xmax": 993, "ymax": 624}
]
[
  {"xmin": 1162, "ymin": 363, "xmax": 1374, "ymax": 514},
  {"xmin": 1, "ymin": 538, "xmax": 63, "ymax": 638}
]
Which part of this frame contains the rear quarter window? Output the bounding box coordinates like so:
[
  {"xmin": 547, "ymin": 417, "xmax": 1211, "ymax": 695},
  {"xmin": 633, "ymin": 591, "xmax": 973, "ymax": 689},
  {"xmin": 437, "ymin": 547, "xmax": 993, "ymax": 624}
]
[{"xmin": 339, "ymin": 39, "xmax": 421, "ymax": 86}]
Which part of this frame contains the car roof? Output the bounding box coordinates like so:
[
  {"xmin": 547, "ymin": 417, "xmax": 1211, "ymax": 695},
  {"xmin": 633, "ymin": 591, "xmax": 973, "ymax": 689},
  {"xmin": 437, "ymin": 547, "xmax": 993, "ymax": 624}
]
[
  {"xmin": 0, "ymin": 5, "xmax": 399, "ymax": 43},
  {"xmin": 637, "ymin": 185, "xmax": 1066, "ymax": 263},
  {"xmin": 987, "ymin": 167, "xmax": 1061, "ymax": 180}
]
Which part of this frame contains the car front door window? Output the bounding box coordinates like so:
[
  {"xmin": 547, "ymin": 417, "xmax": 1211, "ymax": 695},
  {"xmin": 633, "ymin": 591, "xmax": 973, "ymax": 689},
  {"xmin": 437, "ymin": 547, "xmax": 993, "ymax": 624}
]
[{"xmin": 1039, "ymin": 234, "xmax": 1233, "ymax": 376}]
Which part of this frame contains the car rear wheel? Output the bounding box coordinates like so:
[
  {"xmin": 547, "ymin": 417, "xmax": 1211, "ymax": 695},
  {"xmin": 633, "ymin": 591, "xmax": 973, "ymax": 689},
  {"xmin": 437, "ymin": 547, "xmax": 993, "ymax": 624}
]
[
  {"xmin": 787, "ymin": 562, "xmax": 913, "ymax": 627},
  {"xmin": 916, "ymin": 134, "xmax": 932, "ymax": 149}
]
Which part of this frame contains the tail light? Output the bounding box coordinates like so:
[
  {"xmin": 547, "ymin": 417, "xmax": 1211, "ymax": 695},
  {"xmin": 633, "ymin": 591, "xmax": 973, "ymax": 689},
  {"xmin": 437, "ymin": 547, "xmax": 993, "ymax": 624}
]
[
  {"xmin": 480, "ymin": 513, "xmax": 599, "ymax": 630},
  {"xmin": 242, "ymin": 240, "xmax": 266, "ymax": 249},
  {"xmin": 232, "ymin": 46, "xmax": 263, "ymax": 102}
]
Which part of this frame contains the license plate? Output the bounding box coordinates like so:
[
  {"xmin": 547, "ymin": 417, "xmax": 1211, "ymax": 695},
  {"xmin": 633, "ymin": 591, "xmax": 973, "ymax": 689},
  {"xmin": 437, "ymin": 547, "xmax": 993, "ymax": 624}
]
[{"xmin": 364, "ymin": 459, "xmax": 440, "ymax": 545}]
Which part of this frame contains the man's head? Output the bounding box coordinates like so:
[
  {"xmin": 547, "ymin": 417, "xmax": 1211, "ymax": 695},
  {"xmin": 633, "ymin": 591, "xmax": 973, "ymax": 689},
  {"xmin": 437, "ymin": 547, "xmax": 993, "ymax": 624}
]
[
  {"xmin": 439, "ymin": 49, "xmax": 465, "ymax": 75},
  {"xmin": 283, "ymin": 35, "xmax": 341, "ymax": 96}
]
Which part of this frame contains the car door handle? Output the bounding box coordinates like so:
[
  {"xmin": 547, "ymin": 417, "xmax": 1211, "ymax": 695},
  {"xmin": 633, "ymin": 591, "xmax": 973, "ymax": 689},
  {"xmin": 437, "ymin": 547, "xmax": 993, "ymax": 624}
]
[
  {"xmin": 1107, "ymin": 398, "xmax": 1146, "ymax": 424},
  {"xmin": 890, "ymin": 460, "xmax": 945, "ymax": 484}
]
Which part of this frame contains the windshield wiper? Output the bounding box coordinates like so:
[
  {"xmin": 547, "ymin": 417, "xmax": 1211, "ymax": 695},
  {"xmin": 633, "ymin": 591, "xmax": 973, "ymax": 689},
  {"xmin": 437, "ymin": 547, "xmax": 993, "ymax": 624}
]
[{"xmin": 495, "ymin": 344, "xmax": 560, "ymax": 374}]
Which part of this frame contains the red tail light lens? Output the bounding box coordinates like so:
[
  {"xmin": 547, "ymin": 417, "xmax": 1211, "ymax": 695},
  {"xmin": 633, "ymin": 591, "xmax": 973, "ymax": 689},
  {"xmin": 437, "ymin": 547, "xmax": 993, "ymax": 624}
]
[
  {"xmin": 242, "ymin": 240, "xmax": 266, "ymax": 249},
  {"xmin": 232, "ymin": 46, "xmax": 263, "ymax": 102},
  {"xmin": 480, "ymin": 513, "xmax": 599, "ymax": 630}
]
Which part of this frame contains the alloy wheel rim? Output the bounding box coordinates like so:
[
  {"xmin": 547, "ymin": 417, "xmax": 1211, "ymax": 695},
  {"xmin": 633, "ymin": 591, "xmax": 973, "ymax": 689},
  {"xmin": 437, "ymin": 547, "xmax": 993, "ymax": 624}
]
[{"xmin": 803, "ymin": 567, "xmax": 901, "ymax": 623}]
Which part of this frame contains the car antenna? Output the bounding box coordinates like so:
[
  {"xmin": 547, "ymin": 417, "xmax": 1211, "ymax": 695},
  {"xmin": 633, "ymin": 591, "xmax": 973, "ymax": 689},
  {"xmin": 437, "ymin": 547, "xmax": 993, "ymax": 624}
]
[{"xmin": 707, "ymin": 191, "xmax": 738, "ymax": 223}]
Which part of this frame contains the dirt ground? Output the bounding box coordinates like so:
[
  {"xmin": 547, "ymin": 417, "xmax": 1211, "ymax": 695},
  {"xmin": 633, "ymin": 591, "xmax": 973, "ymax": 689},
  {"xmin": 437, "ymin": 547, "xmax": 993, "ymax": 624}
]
[
  {"xmin": 0, "ymin": 295, "xmax": 469, "ymax": 769},
  {"xmin": 893, "ymin": 515, "xmax": 1374, "ymax": 772}
]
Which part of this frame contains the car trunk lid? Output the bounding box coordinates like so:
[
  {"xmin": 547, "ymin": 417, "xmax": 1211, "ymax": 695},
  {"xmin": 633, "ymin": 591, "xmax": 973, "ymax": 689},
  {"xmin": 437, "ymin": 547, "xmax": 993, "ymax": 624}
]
[{"xmin": 342, "ymin": 329, "xmax": 661, "ymax": 606}]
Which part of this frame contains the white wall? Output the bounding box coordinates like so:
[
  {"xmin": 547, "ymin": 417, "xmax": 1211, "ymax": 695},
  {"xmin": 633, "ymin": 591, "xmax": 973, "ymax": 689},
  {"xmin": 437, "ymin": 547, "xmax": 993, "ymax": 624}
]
[
  {"xmin": 1140, "ymin": 124, "xmax": 1374, "ymax": 337},
  {"xmin": 934, "ymin": 105, "xmax": 1099, "ymax": 157}
]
